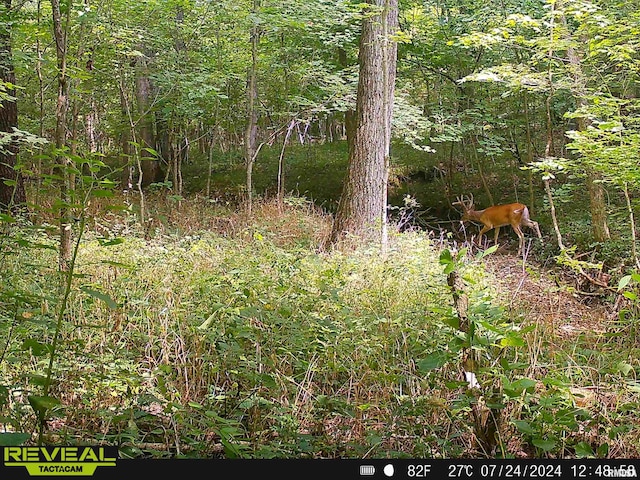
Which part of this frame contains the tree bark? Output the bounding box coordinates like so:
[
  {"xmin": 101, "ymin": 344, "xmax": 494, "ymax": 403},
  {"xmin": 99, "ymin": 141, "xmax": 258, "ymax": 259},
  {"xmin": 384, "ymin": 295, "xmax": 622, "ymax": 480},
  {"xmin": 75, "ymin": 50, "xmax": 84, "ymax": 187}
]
[
  {"xmin": 544, "ymin": 178, "xmax": 565, "ymax": 251},
  {"xmin": 559, "ymin": 0, "xmax": 610, "ymax": 242},
  {"xmin": 623, "ymin": 182, "xmax": 639, "ymax": 269},
  {"xmin": 586, "ymin": 172, "xmax": 610, "ymax": 242},
  {"xmin": 0, "ymin": 0, "xmax": 26, "ymax": 212},
  {"xmin": 327, "ymin": 0, "xmax": 397, "ymax": 247},
  {"xmin": 338, "ymin": 47, "xmax": 356, "ymax": 155},
  {"xmin": 118, "ymin": 71, "xmax": 133, "ymax": 189},
  {"xmin": 447, "ymin": 269, "xmax": 499, "ymax": 455},
  {"xmin": 134, "ymin": 54, "xmax": 159, "ymax": 188},
  {"xmin": 244, "ymin": 0, "xmax": 260, "ymax": 214},
  {"xmin": 51, "ymin": 0, "xmax": 72, "ymax": 271}
]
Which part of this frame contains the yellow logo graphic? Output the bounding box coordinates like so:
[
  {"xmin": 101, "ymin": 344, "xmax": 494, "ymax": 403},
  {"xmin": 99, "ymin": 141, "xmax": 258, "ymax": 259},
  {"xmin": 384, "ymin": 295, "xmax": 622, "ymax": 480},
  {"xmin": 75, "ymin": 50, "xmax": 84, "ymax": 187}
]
[{"xmin": 4, "ymin": 446, "xmax": 117, "ymax": 476}]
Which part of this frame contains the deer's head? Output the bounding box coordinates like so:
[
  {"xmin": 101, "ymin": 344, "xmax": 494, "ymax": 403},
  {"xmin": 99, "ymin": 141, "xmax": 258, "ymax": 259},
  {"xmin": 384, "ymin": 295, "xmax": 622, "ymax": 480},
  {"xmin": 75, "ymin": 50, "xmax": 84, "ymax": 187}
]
[{"xmin": 453, "ymin": 194, "xmax": 475, "ymax": 221}]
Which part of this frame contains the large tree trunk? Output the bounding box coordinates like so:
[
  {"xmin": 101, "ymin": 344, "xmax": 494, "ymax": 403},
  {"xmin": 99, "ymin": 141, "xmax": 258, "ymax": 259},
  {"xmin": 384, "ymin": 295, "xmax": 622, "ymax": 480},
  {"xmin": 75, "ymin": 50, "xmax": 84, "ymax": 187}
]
[
  {"xmin": 327, "ymin": 0, "xmax": 397, "ymax": 247},
  {"xmin": 0, "ymin": 0, "xmax": 26, "ymax": 212}
]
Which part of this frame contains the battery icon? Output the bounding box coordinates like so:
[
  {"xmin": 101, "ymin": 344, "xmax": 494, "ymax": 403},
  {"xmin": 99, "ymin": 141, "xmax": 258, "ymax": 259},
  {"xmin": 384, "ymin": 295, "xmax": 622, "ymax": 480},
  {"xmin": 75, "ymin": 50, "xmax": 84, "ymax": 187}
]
[{"xmin": 360, "ymin": 465, "xmax": 376, "ymax": 476}]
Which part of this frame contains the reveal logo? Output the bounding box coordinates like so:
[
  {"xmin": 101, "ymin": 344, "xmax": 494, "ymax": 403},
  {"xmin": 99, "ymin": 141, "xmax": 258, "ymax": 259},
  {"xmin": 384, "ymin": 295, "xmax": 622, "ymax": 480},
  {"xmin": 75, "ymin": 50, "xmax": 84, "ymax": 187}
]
[{"xmin": 3, "ymin": 446, "xmax": 117, "ymax": 476}]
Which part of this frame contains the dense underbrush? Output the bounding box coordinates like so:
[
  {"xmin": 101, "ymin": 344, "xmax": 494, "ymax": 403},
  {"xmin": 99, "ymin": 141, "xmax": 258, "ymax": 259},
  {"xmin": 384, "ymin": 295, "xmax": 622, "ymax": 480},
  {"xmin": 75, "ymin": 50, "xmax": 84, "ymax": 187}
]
[{"xmin": 1, "ymin": 198, "xmax": 639, "ymax": 458}]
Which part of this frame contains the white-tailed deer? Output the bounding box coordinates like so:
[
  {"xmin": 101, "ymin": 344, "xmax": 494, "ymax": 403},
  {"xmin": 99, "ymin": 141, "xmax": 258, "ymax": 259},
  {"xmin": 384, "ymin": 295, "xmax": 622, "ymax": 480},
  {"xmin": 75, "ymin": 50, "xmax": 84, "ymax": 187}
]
[{"xmin": 454, "ymin": 194, "xmax": 542, "ymax": 255}]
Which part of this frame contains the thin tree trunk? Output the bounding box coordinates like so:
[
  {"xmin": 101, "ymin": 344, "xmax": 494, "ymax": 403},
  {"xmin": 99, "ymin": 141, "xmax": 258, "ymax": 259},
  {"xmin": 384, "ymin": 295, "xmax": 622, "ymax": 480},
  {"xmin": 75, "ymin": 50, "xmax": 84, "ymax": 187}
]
[
  {"xmin": 134, "ymin": 53, "xmax": 159, "ymax": 188},
  {"xmin": 471, "ymin": 138, "xmax": 494, "ymax": 205},
  {"xmin": 0, "ymin": 0, "xmax": 27, "ymax": 213},
  {"xmin": 118, "ymin": 65, "xmax": 146, "ymax": 224},
  {"xmin": 172, "ymin": 132, "xmax": 179, "ymax": 195},
  {"xmin": 86, "ymin": 99, "xmax": 97, "ymax": 153},
  {"xmin": 206, "ymin": 132, "xmax": 214, "ymax": 198},
  {"xmin": 51, "ymin": 0, "xmax": 72, "ymax": 272},
  {"xmin": 68, "ymin": 6, "xmax": 90, "ymax": 177},
  {"xmin": 586, "ymin": 172, "xmax": 610, "ymax": 242},
  {"xmin": 544, "ymin": 2, "xmax": 555, "ymax": 160},
  {"xmin": 244, "ymin": 0, "xmax": 260, "ymax": 215},
  {"xmin": 34, "ymin": 0, "xmax": 45, "ymax": 211},
  {"xmin": 541, "ymin": 2, "xmax": 564, "ymax": 251},
  {"xmin": 118, "ymin": 70, "xmax": 133, "ymax": 189},
  {"xmin": 277, "ymin": 119, "xmax": 295, "ymax": 211},
  {"xmin": 338, "ymin": 47, "xmax": 356, "ymax": 154},
  {"xmin": 523, "ymin": 91, "xmax": 535, "ymax": 214},
  {"xmin": 559, "ymin": 0, "xmax": 610, "ymax": 242},
  {"xmin": 623, "ymin": 182, "xmax": 640, "ymax": 269},
  {"xmin": 447, "ymin": 269, "xmax": 499, "ymax": 455},
  {"xmin": 544, "ymin": 178, "xmax": 564, "ymax": 250}
]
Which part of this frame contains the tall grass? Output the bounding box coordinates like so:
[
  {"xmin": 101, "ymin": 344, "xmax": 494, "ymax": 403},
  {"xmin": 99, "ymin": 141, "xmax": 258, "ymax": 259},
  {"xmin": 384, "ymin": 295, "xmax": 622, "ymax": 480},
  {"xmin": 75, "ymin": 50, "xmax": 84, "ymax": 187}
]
[{"xmin": 1, "ymin": 197, "xmax": 639, "ymax": 458}]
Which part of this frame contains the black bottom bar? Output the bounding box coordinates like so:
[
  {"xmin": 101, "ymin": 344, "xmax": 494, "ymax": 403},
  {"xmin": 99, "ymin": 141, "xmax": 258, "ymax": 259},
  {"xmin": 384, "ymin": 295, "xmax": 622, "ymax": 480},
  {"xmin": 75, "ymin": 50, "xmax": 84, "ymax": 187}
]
[{"xmin": 2, "ymin": 456, "xmax": 639, "ymax": 479}]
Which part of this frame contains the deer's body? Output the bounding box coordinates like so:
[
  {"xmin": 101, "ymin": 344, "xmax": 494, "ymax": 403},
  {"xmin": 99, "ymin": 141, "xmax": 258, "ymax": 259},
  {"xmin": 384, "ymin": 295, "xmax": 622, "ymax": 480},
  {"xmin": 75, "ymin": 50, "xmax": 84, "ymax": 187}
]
[{"xmin": 455, "ymin": 196, "xmax": 542, "ymax": 255}]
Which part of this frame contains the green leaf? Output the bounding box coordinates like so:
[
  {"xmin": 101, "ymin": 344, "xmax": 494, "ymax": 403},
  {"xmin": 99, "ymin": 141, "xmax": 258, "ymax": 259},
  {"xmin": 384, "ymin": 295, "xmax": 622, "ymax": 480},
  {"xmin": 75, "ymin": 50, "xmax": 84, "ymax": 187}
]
[
  {"xmin": 512, "ymin": 420, "xmax": 536, "ymax": 435},
  {"xmin": 119, "ymin": 445, "xmax": 143, "ymax": 459},
  {"xmin": 618, "ymin": 275, "xmax": 632, "ymax": 290},
  {"xmin": 625, "ymin": 381, "xmax": 640, "ymax": 393},
  {"xmin": 28, "ymin": 375, "xmax": 48, "ymax": 387},
  {"xmin": 142, "ymin": 147, "xmax": 159, "ymax": 157},
  {"xmin": 79, "ymin": 286, "xmax": 118, "ymax": 309},
  {"xmin": 574, "ymin": 441, "xmax": 594, "ymax": 458},
  {"xmin": 260, "ymin": 373, "xmax": 277, "ymax": 389},
  {"xmin": 596, "ymin": 443, "xmax": 610, "ymax": 457},
  {"xmin": 21, "ymin": 339, "xmax": 52, "ymax": 357},
  {"xmin": 532, "ymin": 437, "xmax": 557, "ymax": 452},
  {"xmin": 0, "ymin": 433, "xmax": 31, "ymax": 446},
  {"xmin": 92, "ymin": 189, "xmax": 114, "ymax": 198},
  {"xmin": 500, "ymin": 335, "xmax": 525, "ymax": 347},
  {"xmin": 28, "ymin": 395, "xmax": 61, "ymax": 416},
  {"xmin": 455, "ymin": 247, "xmax": 468, "ymax": 261},
  {"xmin": 439, "ymin": 249, "xmax": 453, "ymax": 264},
  {"xmin": 512, "ymin": 378, "xmax": 537, "ymax": 391},
  {"xmin": 417, "ymin": 352, "xmax": 449, "ymax": 371},
  {"xmin": 0, "ymin": 385, "xmax": 7, "ymax": 407},
  {"xmin": 442, "ymin": 316, "xmax": 459, "ymax": 329},
  {"xmin": 476, "ymin": 244, "xmax": 498, "ymax": 259},
  {"xmin": 616, "ymin": 362, "xmax": 633, "ymax": 376},
  {"xmin": 98, "ymin": 237, "xmax": 125, "ymax": 247}
]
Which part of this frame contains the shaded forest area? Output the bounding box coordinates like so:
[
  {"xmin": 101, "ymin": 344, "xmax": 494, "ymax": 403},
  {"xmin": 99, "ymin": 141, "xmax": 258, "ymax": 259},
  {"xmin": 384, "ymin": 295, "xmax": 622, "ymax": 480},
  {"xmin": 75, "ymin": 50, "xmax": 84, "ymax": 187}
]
[{"xmin": 1, "ymin": 0, "xmax": 640, "ymax": 460}]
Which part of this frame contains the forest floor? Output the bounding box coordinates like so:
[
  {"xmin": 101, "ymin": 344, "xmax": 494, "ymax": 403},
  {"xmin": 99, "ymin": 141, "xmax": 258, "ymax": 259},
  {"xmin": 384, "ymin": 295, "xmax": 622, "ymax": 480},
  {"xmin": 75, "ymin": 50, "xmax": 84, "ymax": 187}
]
[
  {"xmin": 483, "ymin": 253, "xmax": 637, "ymax": 458},
  {"xmin": 485, "ymin": 255, "xmax": 611, "ymax": 337},
  {"xmin": 484, "ymin": 251, "xmax": 611, "ymax": 338}
]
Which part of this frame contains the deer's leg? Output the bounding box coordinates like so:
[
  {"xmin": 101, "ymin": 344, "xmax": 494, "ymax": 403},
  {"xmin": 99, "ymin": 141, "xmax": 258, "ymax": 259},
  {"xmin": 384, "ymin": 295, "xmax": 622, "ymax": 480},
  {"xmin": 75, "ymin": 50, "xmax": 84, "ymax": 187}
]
[
  {"xmin": 532, "ymin": 220, "xmax": 542, "ymax": 239},
  {"xmin": 522, "ymin": 219, "xmax": 542, "ymax": 241},
  {"xmin": 478, "ymin": 225, "xmax": 491, "ymax": 247},
  {"xmin": 513, "ymin": 225, "xmax": 525, "ymax": 255},
  {"xmin": 493, "ymin": 226, "xmax": 500, "ymax": 245},
  {"xmin": 521, "ymin": 209, "xmax": 542, "ymax": 240}
]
